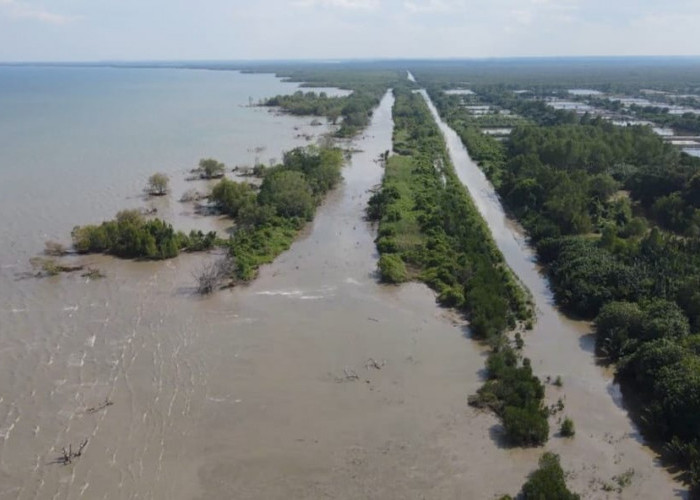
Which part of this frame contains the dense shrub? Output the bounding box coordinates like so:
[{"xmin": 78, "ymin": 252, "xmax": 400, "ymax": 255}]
[
  {"xmin": 503, "ymin": 405, "xmax": 550, "ymax": 446},
  {"xmin": 521, "ymin": 453, "xmax": 580, "ymax": 500},
  {"xmin": 228, "ymin": 146, "xmax": 345, "ymax": 281},
  {"xmin": 71, "ymin": 209, "xmax": 215, "ymax": 260},
  {"xmin": 434, "ymin": 85, "xmax": 700, "ymax": 488},
  {"xmin": 378, "ymin": 254, "xmax": 408, "ymax": 283},
  {"xmin": 210, "ymin": 179, "xmax": 256, "ymax": 217},
  {"xmin": 560, "ymin": 417, "xmax": 576, "ymax": 437}
]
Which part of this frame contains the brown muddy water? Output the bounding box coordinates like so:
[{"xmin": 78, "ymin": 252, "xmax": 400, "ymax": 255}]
[
  {"xmin": 419, "ymin": 88, "xmax": 688, "ymax": 499},
  {"xmin": 0, "ymin": 65, "xmax": 685, "ymax": 500},
  {"xmin": 0, "ymin": 76, "xmax": 488, "ymax": 500}
]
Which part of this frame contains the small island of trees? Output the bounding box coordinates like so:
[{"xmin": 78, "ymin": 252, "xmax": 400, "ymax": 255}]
[
  {"xmin": 145, "ymin": 172, "xmax": 169, "ymax": 196},
  {"xmin": 189, "ymin": 158, "xmax": 226, "ymax": 180},
  {"xmin": 66, "ymin": 145, "xmax": 345, "ymax": 292},
  {"xmin": 71, "ymin": 209, "xmax": 216, "ymax": 260}
]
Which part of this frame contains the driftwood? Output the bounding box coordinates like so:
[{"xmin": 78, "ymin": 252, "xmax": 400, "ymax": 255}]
[
  {"xmin": 54, "ymin": 439, "xmax": 88, "ymax": 465},
  {"xmin": 86, "ymin": 397, "xmax": 113, "ymax": 414},
  {"xmin": 193, "ymin": 255, "xmax": 235, "ymax": 294}
]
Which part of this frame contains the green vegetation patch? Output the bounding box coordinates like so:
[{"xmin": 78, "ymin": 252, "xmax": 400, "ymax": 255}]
[
  {"xmin": 69, "ymin": 146, "xmax": 345, "ymax": 286},
  {"xmin": 264, "ymin": 89, "xmax": 382, "ymax": 138},
  {"xmin": 372, "ymin": 87, "xmax": 542, "ymax": 448},
  {"xmin": 372, "ymin": 88, "xmax": 531, "ymax": 338},
  {"xmin": 223, "ymin": 145, "xmax": 345, "ymax": 282},
  {"xmin": 71, "ymin": 209, "xmax": 217, "ymax": 260},
  {"xmin": 521, "ymin": 452, "xmax": 580, "ymax": 500},
  {"xmin": 433, "ymin": 81, "xmax": 700, "ymax": 490}
]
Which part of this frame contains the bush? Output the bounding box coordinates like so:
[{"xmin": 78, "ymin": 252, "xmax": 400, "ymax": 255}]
[
  {"xmin": 198, "ymin": 158, "xmax": 226, "ymax": 179},
  {"xmin": 71, "ymin": 210, "xmax": 184, "ymax": 260},
  {"xmin": 502, "ymin": 405, "xmax": 549, "ymax": 446},
  {"xmin": 521, "ymin": 452, "xmax": 580, "ymax": 500},
  {"xmin": 378, "ymin": 254, "xmax": 408, "ymax": 283},
  {"xmin": 437, "ymin": 285, "xmax": 465, "ymax": 308},
  {"xmin": 560, "ymin": 417, "xmax": 575, "ymax": 437},
  {"xmin": 146, "ymin": 172, "xmax": 169, "ymax": 196},
  {"xmin": 258, "ymin": 170, "xmax": 315, "ymax": 220},
  {"xmin": 210, "ymin": 179, "xmax": 256, "ymax": 218}
]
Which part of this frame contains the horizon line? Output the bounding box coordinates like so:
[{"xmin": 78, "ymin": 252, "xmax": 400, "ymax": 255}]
[{"xmin": 2, "ymin": 54, "xmax": 700, "ymax": 66}]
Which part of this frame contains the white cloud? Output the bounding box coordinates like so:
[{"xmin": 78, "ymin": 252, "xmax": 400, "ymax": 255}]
[
  {"xmin": 293, "ymin": 0, "xmax": 379, "ymax": 9},
  {"xmin": 507, "ymin": 0, "xmax": 578, "ymax": 28},
  {"xmin": 403, "ymin": 0, "xmax": 456, "ymax": 14},
  {"xmin": 0, "ymin": 0, "xmax": 77, "ymax": 24}
]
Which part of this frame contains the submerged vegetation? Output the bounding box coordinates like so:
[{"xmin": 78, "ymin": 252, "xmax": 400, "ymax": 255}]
[
  {"xmin": 261, "ymin": 66, "xmax": 400, "ymax": 138},
  {"xmin": 145, "ymin": 172, "xmax": 169, "ymax": 196},
  {"xmin": 71, "ymin": 209, "xmax": 217, "ymax": 260},
  {"xmin": 371, "ymin": 87, "xmax": 544, "ymax": 446},
  {"xmin": 68, "ymin": 145, "xmax": 345, "ymax": 286},
  {"xmin": 264, "ymin": 90, "xmax": 380, "ymax": 138},
  {"xmin": 431, "ymin": 78, "xmax": 700, "ymax": 489},
  {"xmin": 195, "ymin": 158, "xmax": 226, "ymax": 179}
]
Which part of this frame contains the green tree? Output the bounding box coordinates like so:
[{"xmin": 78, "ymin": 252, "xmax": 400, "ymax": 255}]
[
  {"xmin": 378, "ymin": 254, "xmax": 408, "ymax": 283},
  {"xmin": 146, "ymin": 172, "xmax": 169, "ymax": 196},
  {"xmin": 198, "ymin": 158, "xmax": 226, "ymax": 179},
  {"xmin": 594, "ymin": 301, "xmax": 644, "ymax": 360},
  {"xmin": 560, "ymin": 417, "xmax": 575, "ymax": 437},
  {"xmin": 502, "ymin": 405, "xmax": 549, "ymax": 446},
  {"xmin": 258, "ymin": 170, "xmax": 315, "ymax": 219},
  {"xmin": 521, "ymin": 452, "xmax": 580, "ymax": 500},
  {"xmin": 210, "ymin": 179, "xmax": 256, "ymax": 218}
]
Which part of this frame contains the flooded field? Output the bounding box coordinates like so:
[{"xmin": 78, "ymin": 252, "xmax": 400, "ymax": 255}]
[
  {"xmin": 0, "ymin": 71, "xmax": 509, "ymax": 500},
  {"xmin": 0, "ymin": 65, "xmax": 691, "ymax": 499}
]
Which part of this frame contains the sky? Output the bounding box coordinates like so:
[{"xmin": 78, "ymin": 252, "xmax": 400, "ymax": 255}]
[{"xmin": 0, "ymin": 0, "xmax": 699, "ymax": 62}]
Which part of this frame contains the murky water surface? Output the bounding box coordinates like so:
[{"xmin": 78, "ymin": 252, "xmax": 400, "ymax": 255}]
[{"xmin": 0, "ymin": 67, "xmax": 686, "ymax": 499}]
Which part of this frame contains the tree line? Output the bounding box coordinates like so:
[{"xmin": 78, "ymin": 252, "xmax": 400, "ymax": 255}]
[
  {"xmin": 369, "ymin": 88, "xmax": 551, "ymax": 449},
  {"xmin": 72, "ymin": 210, "xmax": 216, "ymax": 260},
  {"xmin": 433, "ymin": 86, "xmax": 700, "ymax": 490},
  {"xmin": 264, "ymin": 89, "xmax": 381, "ymax": 138}
]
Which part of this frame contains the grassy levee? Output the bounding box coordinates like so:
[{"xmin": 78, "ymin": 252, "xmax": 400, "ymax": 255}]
[{"xmin": 371, "ymin": 88, "xmax": 547, "ymax": 447}]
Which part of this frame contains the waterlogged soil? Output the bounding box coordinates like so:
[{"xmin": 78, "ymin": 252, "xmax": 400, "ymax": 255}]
[{"xmin": 419, "ymin": 89, "xmax": 689, "ymax": 499}]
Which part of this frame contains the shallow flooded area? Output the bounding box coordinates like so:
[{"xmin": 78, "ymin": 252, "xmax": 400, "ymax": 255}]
[
  {"xmin": 0, "ymin": 65, "xmax": 690, "ymax": 499},
  {"xmin": 0, "ymin": 75, "xmax": 504, "ymax": 500}
]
